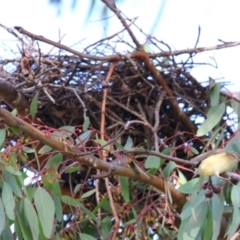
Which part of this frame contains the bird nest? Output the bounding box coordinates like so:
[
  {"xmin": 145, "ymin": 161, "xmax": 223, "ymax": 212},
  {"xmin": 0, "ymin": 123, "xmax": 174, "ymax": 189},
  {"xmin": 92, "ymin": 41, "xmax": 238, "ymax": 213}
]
[{"xmin": 0, "ymin": 25, "xmax": 238, "ymax": 165}]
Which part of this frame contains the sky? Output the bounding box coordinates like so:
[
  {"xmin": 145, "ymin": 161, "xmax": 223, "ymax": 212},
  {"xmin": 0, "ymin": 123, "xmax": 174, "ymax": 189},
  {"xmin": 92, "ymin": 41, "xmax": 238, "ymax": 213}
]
[{"xmin": 0, "ymin": 0, "xmax": 240, "ymax": 92}]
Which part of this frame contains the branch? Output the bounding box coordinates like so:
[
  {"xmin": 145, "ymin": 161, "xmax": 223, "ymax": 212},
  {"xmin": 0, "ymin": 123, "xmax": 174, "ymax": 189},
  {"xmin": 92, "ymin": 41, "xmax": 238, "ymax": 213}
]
[
  {"xmin": 117, "ymin": 149, "xmax": 196, "ymax": 166},
  {"xmin": 0, "ymin": 80, "xmax": 30, "ymax": 116},
  {"xmin": 0, "ymin": 106, "xmax": 187, "ymax": 209},
  {"xmin": 13, "ymin": 26, "xmax": 240, "ymax": 62}
]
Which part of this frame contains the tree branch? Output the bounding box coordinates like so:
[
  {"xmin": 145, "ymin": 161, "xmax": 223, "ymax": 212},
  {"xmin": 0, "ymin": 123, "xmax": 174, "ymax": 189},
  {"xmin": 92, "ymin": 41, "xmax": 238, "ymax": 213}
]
[{"xmin": 0, "ymin": 106, "xmax": 187, "ymax": 209}]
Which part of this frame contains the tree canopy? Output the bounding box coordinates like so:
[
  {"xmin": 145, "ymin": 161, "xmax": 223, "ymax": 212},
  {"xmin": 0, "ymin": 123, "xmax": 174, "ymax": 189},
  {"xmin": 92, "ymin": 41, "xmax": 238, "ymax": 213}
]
[{"xmin": 0, "ymin": 1, "xmax": 240, "ymax": 239}]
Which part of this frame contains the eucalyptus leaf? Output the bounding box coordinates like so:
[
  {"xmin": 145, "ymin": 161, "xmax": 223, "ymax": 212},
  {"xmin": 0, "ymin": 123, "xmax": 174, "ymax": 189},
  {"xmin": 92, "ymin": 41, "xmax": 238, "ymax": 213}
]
[
  {"xmin": 0, "ymin": 129, "xmax": 6, "ymax": 148},
  {"xmin": 197, "ymin": 103, "xmax": 225, "ymax": 137},
  {"xmin": 83, "ymin": 117, "xmax": 90, "ymax": 131},
  {"xmin": 119, "ymin": 176, "xmax": 129, "ymax": 202},
  {"xmin": 2, "ymin": 182, "xmax": 15, "ymax": 220},
  {"xmin": 34, "ymin": 187, "xmax": 55, "ymax": 238},
  {"xmin": 0, "ymin": 199, "xmax": 5, "ymax": 235},
  {"xmin": 24, "ymin": 198, "xmax": 39, "ymax": 240},
  {"xmin": 178, "ymin": 178, "xmax": 200, "ymax": 194},
  {"xmin": 145, "ymin": 155, "xmax": 161, "ymax": 169},
  {"xmin": 30, "ymin": 94, "xmax": 38, "ymax": 118}
]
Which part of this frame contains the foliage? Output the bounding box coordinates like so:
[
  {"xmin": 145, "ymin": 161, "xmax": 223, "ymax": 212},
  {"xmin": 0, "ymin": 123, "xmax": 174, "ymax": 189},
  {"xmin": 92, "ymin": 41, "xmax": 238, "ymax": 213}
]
[{"xmin": 0, "ymin": 1, "xmax": 240, "ymax": 239}]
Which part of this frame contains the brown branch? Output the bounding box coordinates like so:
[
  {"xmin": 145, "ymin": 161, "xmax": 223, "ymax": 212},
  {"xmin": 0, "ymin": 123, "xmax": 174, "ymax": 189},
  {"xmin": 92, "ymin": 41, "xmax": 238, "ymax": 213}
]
[
  {"xmin": 137, "ymin": 51, "xmax": 197, "ymax": 132},
  {"xmin": 0, "ymin": 106, "xmax": 187, "ymax": 209},
  {"xmin": 12, "ymin": 26, "xmax": 240, "ymax": 63},
  {"xmin": 0, "ymin": 80, "xmax": 30, "ymax": 116},
  {"xmin": 100, "ymin": 61, "xmax": 119, "ymax": 239},
  {"xmin": 100, "ymin": 1, "xmax": 197, "ymax": 132},
  {"xmin": 101, "ymin": 0, "xmax": 142, "ymax": 49},
  {"xmin": 117, "ymin": 149, "xmax": 196, "ymax": 166}
]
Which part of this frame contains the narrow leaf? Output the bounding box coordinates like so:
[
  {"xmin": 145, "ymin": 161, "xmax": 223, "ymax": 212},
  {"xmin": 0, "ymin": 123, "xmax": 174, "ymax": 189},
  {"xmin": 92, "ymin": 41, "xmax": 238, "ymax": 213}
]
[
  {"xmin": 34, "ymin": 187, "xmax": 55, "ymax": 238},
  {"xmin": 38, "ymin": 145, "xmax": 53, "ymax": 154},
  {"xmin": 119, "ymin": 176, "xmax": 129, "ymax": 202},
  {"xmin": 79, "ymin": 203, "xmax": 97, "ymax": 222},
  {"xmin": 24, "ymin": 198, "xmax": 39, "ymax": 240},
  {"xmin": 211, "ymin": 194, "xmax": 224, "ymax": 240},
  {"xmin": 0, "ymin": 129, "xmax": 6, "ymax": 147},
  {"xmin": 46, "ymin": 153, "xmax": 63, "ymax": 169},
  {"xmin": 0, "ymin": 199, "xmax": 5, "ymax": 235},
  {"xmin": 162, "ymin": 161, "xmax": 177, "ymax": 178},
  {"xmin": 197, "ymin": 103, "xmax": 225, "ymax": 136},
  {"xmin": 2, "ymin": 182, "xmax": 15, "ymax": 220},
  {"xmin": 210, "ymin": 82, "xmax": 221, "ymax": 106},
  {"xmin": 81, "ymin": 189, "xmax": 96, "ymax": 199},
  {"xmin": 3, "ymin": 171, "xmax": 22, "ymax": 198},
  {"xmin": 30, "ymin": 94, "xmax": 38, "ymax": 118},
  {"xmin": 83, "ymin": 117, "xmax": 90, "ymax": 131},
  {"xmin": 123, "ymin": 136, "xmax": 133, "ymax": 150},
  {"xmin": 52, "ymin": 194, "xmax": 62, "ymax": 222}
]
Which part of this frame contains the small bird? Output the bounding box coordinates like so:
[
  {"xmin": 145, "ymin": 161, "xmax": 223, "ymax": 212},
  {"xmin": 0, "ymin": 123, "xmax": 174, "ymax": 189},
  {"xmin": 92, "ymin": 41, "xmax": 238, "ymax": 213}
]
[{"xmin": 197, "ymin": 149, "xmax": 239, "ymax": 178}]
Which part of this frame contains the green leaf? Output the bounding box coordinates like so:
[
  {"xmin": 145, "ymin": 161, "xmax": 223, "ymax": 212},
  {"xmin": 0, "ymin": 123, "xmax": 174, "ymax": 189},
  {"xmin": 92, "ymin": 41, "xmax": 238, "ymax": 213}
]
[
  {"xmin": 196, "ymin": 103, "xmax": 225, "ymax": 137},
  {"xmin": 81, "ymin": 189, "xmax": 96, "ymax": 199},
  {"xmin": 5, "ymin": 165, "xmax": 21, "ymax": 176},
  {"xmin": 124, "ymin": 136, "xmax": 133, "ymax": 150},
  {"xmin": 3, "ymin": 171, "xmax": 22, "ymax": 198},
  {"xmin": 24, "ymin": 198, "xmax": 39, "ymax": 240},
  {"xmin": 74, "ymin": 184, "xmax": 81, "ymax": 194},
  {"xmin": 205, "ymin": 125, "xmax": 225, "ymax": 149},
  {"xmin": 46, "ymin": 153, "xmax": 63, "ymax": 169},
  {"xmin": 0, "ymin": 129, "xmax": 6, "ymax": 148},
  {"xmin": 77, "ymin": 130, "xmax": 92, "ymax": 143},
  {"xmin": 177, "ymin": 169, "xmax": 188, "ymax": 185},
  {"xmin": 101, "ymin": 217, "xmax": 112, "ymax": 239},
  {"xmin": 2, "ymin": 182, "xmax": 15, "ymax": 220},
  {"xmin": 15, "ymin": 201, "xmax": 33, "ymax": 240},
  {"xmin": 190, "ymin": 147, "xmax": 199, "ymax": 155},
  {"xmin": 210, "ymin": 82, "xmax": 221, "ymax": 106},
  {"xmin": 1, "ymin": 225, "xmax": 13, "ymax": 240},
  {"xmin": 186, "ymin": 201, "xmax": 208, "ymax": 239},
  {"xmin": 0, "ymin": 199, "xmax": 5, "ymax": 235},
  {"xmin": 92, "ymin": 195, "xmax": 108, "ymax": 214},
  {"xmin": 23, "ymin": 147, "xmax": 35, "ymax": 153},
  {"xmin": 178, "ymin": 178, "xmax": 200, "ymax": 194},
  {"xmin": 231, "ymin": 99, "xmax": 240, "ymax": 119},
  {"xmin": 83, "ymin": 117, "xmax": 90, "ymax": 131},
  {"xmin": 30, "ymin": 94, "xmax": 38, "ymax": 118},
  {"xmin": 94, "ymin": 139, "xmax": 110, "ymax": 150},
  {"xmin": 226, "ymin": 183, "xmax": 240, "ymax": 238},
  {"xmin": 159, "ymin": 147, "xmax": 173, "ymax": 162},
  {"xmin": 61, "ymin": 195, "xmax": 79, "ymax": 207},
  {"xmin": 34, "ymin": 187, "xmax": 55, "ymax": 238},
  {"xmin": 52, "ymin": 194, "xmax": 62, "ymax": 222},
  {"xmin": 211, "ymin": 194, "xmax": 224, "ymax": 240},
  {"xmin": 66, "ymin": 167, "xmax": 79, "ymax": 173},
  {"xmin": 53, "ymin": 126, "xmax": 75, "ymax": 139},
  {"xmin": 225, "ymin": 131, "xmax": 240, "ymax": 155},
  {"xmin": 162, "ymin": 161, "xmax": 177, "ymax": 178},
  {"xmin": 79, "ymin": 203, "xmax": 97, "ymax": 222},
  {"xmin": 10, "ymin": 126, "xmax": 19, "ymax": 135},
  {"xmin": 145, "ymin": 155, "xmax": 161, "ymax": 169},
  {"xmin": 119, "ymin": 176, "xmax": 129, "ymax": 202},
  {"xmin": 78, "ymin": 233, "xmax": 96, "ymax": 240},
  {"xmin": 38, "ymin": 145, "xmax": 53, "ymax": 154},
  {"xmin": 203, "ymin": 211, "xmax": 213, "ymax": 240}
]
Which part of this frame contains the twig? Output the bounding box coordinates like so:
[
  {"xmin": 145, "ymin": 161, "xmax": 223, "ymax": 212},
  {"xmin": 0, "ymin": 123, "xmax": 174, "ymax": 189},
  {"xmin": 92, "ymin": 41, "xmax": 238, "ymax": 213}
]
[
  {"xmin": 13, "ymin": 26, "xmax": 240, "ymax": 62},
  {"xmin": 116, "ymin": 149, "xmax": 196, "ymax": 166},
  {"xmin": 100, "ymin": 61, "xmax": 120, "ymax": 240}
]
